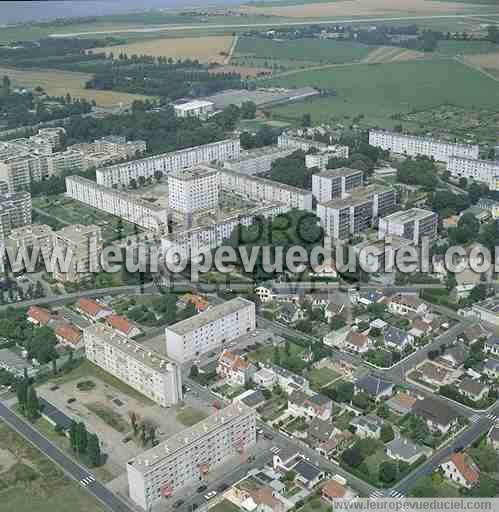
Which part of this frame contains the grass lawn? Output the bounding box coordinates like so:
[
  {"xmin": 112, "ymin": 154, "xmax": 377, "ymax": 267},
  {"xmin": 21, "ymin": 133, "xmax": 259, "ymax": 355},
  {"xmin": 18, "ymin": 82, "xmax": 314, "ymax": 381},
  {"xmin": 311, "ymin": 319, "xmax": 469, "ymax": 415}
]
[
  {"xmin": 297, "ymin": 494, "xmax": 330, "ymax": 512},
  {"xmin": 86, "ymin": 403, "xmax": 129, "ymax": 433},
  {"xmin": 210, "ymin": 499, "xmax": 241, "ymax": 512},
  {"xmin": 0, "ymin": 421, "xmax": 104, "ymax": 512},
  {"xmin": 269, "ymin": 59, "xmax": 499, "ymax": 127},
  {"xmin": 436, "ymin": 40, "xmax": 499, "ymax": 55},
  {"xmin": 306, "ymin": 367, "xmax": 340, "ymax": 391},
  {"xmin": 247, "ymin": 341, "xmax": 304, "ymax": 365},
  {"xmin": 176, "ymin": 406, "xmax": 209, "ymax": 427},
  {"xmin": 48, "ymin": 359, "xmax": 155, "ymax": 406}
]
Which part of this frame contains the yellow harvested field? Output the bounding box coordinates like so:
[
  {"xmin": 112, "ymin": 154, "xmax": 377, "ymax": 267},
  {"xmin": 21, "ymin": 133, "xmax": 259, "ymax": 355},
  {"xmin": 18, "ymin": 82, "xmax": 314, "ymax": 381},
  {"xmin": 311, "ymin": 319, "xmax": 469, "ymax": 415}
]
[
  {"xmin": 241, "ymin": 0, "xmax": 480, "ymax": 18},
  {"xmin": 93, "ymin": 36, "xmax": 234, "ymax": 63},
  {"xmin": 464, "ymin": 52, "xmax": 499, "ymax": 71},
  {"xmin": 362, "ymin": 46, "xmax": 427, "ymax": 63},
  {"xmin": 0, "ymin": 66, "xmax": 151, "ymax": 107}
]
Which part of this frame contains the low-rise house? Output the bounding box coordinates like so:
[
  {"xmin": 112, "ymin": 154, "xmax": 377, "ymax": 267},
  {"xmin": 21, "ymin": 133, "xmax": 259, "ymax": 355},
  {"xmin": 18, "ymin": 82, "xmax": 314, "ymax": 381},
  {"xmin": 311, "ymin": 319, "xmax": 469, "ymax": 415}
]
[
  {"xmin": 415, "ymin": 361, "xmax": 455, "ymax": 387},
  {"xmin": 307, "ymin": 418, "xmax": 338, "ymax": 448},
  {"xmin": 178, "ymin": 293, "xmax": 208, "ymax": 312},
  {"xmin": 483, "ymin": 358, "xmax": 499, "ymax": 379},
  {"xmin": 253, "ymin": 367, "xmax": 277, "ymax": 388},
  {"xmin": 344, "ymin": 331, "xmax": 371, "ymax": 354},
  {"xmin": 270, "ymin": 365, "xmax": 310, "ymax": 394},
  {"xmin": 27, "ymin": 306, "xmax": 51, "ymax": 326},
  {"xmin": 323, "ymin": 326, "xmax": 350, "ymax": 349},
  {"xmin": 412, "ymin": 397, "xmax": 458, "ymax": 435},
  {"xmin": 354, "ymin": 374, "xmax": 394, "ymax": 402},
  {"xmin": 77, "ymin": 298, "xmax": 111, "ymax": 321},
  {"xmin": 217, "ymin": 350, "xmax": 256, "ymax": 386},
  {"xmin": 54, "ymin": 323, "xmax": 83, "ymax": 348},
  {"xmin": 278, "ymin": 303, "xmax": 303, "ymax": 324},
  {"xmin": 383, "ymin": 325, "xmax": 414, "ymax": 352},
  {"xmin": 438, "ymin": 346, "xmax": 466, "ymax": 369},
  {"xmin": 386, "ymin": 392, "xmax": 417, "ymax": 415},
  {"xmin": 350, "ymin": 415, "xmax": 383, "ymax": 439},
  {"xmin": 321, "ymin": 479, "xmax": 353, "ymax": 503},
  {"xmin": 235, "ymin": 389, "xmax": 266, "ymax": 409},
  {"xmin": 105, "ymin": 314, "xmax": 141, "ymax": 338},
  {"xmin": 324, "ymin": 303, "xmax": 345, "ymax": 322},
  {"xmin": 309, "ymin": 259, "xmax": 337, "ymax": 279},
  {"xmin": 484, "ymin": 337, "xmax": 499, "ymax": 357},
  {"xmin": 288, "ymin": 390, "xmax": 332, "ymax": 421},
  {"xmin": 385, "ymin": 437, "xmax": 431, "ymax": 464},
  {"xmin": 292, "ymin": 459, "xmax": 325, "ymax": 489},
  {"xmin": 458, "ymin": 378, "xmax": 490, "ymax": 402},
  {"xmin": 387, "ymin": 293, "xmax": 428, "ymax": 316},
  {"xmin": 440, "ymin": 453, "xmax": 480, "ymax": 489},
  {"xmin": 354, "ymin": 290, "xmax": 385, "ymax": 306},
  {"xmin": 409, "ymin": 318, "xmax": 433, "ymax": 338},
  {"xmin": 487, "ymin": 423, "xmax": 499, "ymax": 451},
  {"xmin": 463, "ymin": 324, "xmax": 491, "ymax": 344}
]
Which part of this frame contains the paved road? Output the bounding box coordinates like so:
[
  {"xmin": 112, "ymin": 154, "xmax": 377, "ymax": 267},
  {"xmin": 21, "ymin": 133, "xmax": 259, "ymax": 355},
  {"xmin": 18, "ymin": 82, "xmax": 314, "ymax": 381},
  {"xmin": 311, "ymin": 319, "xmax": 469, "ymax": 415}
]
[{"xmin": 0, "ymin": 401, "xmax": 134, "ymax": 512}]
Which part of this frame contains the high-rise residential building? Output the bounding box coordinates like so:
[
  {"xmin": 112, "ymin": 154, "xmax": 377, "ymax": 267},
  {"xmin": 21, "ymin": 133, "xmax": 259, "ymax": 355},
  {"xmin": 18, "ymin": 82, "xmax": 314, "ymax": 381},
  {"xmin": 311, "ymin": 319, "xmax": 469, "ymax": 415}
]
[
  {"xmin": 378, "ymin": 208, "xmax": 438, "ymax": 245},
  {"xmin": 312, "ymin": 167, "xmax": 364, "ymax": 203},
  {"xmin": 84, "ymin": 324, "xmax": 182, "ymax": 407},
  {"xmin": 369, "ymin": 130, "xmax": 479, "ymax": 163},
  {"xmin": 219, "ymin": 168, "xmax": 313, "ymax": 211},
  {"xmin": 316, "ymin": 185, "xmax": 397, "ymax": 240},
  {"xmin": 8, "ymin": 223, "xmax": 54, "ymax": 251},
  {"xmin": 127, "ymin": 402, "xmax": 256, "ymax": 510},
  {"xmin": 0, "ymin": 191, "xmax": 32, "ymax": 242},
  {"xmin": 305, "ymin": 148, "xmax": 350, "ymax": 170},
  {"xmin": 53, "ymin": 224, "xmax": 102, "ymax": 282},
  {"xmin": 0, "ymin": 154, "xmax": 44, "ymax": 192},
  {"xmin": 168, "ymin": 166, "xmax": 219, "ymax": 217},
  {"xmin": 164, "ymin": 297, "xmax": 256, "ymax": 363},
  {"xmin": 447, "ymin": 157, "xmax": 499, "ymax": 191},
  {"xmin": 223, "ymin": 146, "xmax": 295, "ymax": 175},
  {"xmin": 46, "ymin": 150, "xmax": 83, "ymax": 176},
  {"xmin": 96, "ymin": 139, "xmax": 240, "ymax": 188},
  {"xmin": 65, "ymin": 176, "xmax": 168, "ymax": 230}
]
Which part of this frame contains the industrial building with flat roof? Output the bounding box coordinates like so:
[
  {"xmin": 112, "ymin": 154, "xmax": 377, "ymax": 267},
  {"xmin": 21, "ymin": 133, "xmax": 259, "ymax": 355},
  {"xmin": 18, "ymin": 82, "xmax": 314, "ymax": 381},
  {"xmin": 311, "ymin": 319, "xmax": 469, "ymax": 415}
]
[
  {"xmin": 84, "ymin": 324, "xmax": 182, "ymax": 407},
  {"xmin": 127, "ymin": 402, "xmax": 256, "ymax": 510},
  {"xmin": 165, "ymin": 297, "xmax": 256, "ymax": 362}
]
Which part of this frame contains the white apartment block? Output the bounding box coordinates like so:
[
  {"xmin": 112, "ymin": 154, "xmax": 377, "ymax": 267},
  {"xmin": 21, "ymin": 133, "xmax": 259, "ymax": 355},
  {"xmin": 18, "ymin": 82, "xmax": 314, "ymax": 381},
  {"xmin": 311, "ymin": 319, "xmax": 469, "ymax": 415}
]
[
  {"xmin": 312, "ymin": 167, "xmax": 364, "ymax": 203},
  {"xmin": 46, "ymin": 150, "xmax": 83, "ymax": 176},
  {"xmin": 53, "ymin": 224, "xmax": 102, "ymax": 283},
  {"xmin": 161, "ymin": 203, "xmax": 288, "ymax": 264},
  {"xmin": 378, "ymin": 208, "xmax": 438, "ymax": 245},
  {"xmin": 369, "ymin": 130, "xmax": 479, "ymax": 163},
  {"xmin": 168, "ymin": 166, "xmax": 219, "ymax": 216},
  {"xmin": 65, "ymin": 176, "xmax": 168, "ymax": 230},
  {"xmin": 448, "ymin": 157, "xmax": 499, "ymax": 191},
  {"xmin": 278, "ymin": 134, "xmax": 330, "ymax": 152},
  {"xmin": 164, "ymin": 297, "xmax": 256, "ymax": 363},
  {"xmin": 174, "ymin": 100, "xmax": 214, "ymax": 119},
  {"xmin": 0, "ymin": 154, "xmax": 45, "ymax": 192},
  {"xmin": 317, "ymin": 186, "xmax": 397, "ymax": 240},
  {"xmin": 93, "ymin": 135, "xmax": 147, "ymax": 159},
  {"xmin": 219, "ymin": 168, "xmax": 313, "ymax": 211},
  {"xmin": 223, "ymin": 146, "xmax": 295, "ymax": 175},
  {"xmin": 0, "ymin": 191, "xmax": 32, "ymax": 242},
  {"xmin": 84, "ymin": 324, "xmax": 182, "ymax": 408},
  {"xmin": 8, "ymin": 223, "xmax": 54, "ymax": 250},
  {"xmin": 127, "ymin": 403, "xmax": 256, "ymax": 510},
  {"xmin": 37, "ymin": 127, "xmax": 66, "ymax": 149},
  {"xmin": 96, "ymin": 139, "xmax": 240, "ymax": 188},
  {"xmin": 305, "ymin": 148, "xmax": 350, "ymax": 170}
]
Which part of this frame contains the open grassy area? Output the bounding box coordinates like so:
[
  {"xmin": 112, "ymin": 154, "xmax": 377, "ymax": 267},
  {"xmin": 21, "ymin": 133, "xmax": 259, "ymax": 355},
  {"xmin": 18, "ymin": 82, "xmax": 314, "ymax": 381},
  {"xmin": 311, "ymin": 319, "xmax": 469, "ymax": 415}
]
[
  {"xmin": 0, "ymin": 420, "xmax": 104, "ymax": 512},
  {"xmin": 0, "ymin": 66, "xmax": 151, "ymax": 107},
  {"xmin": 86, "ymin": 403, "xmax": 129, "ymax": 433},
  {"xmin": 269, "ymin": 59, "xmax": 499, "ymax": 127},
  {"xmin": 176, "ymin": 407, "xmax": 209, "ymax": 427},
  {"xmin": 48, "ymin": 359, "xmax": 155, "ymax": 406},
  {"xmin": 210, "ymin": 499, "xmax": 241, "ymax": 512},
  {"xmin": 306, "ymin": 367, "xmax": 340, "ymax": 391},
  {"xmin": 437, "ymin": 40, "xmax": 499, "ymax": 55},
  {"xmin": 247, "ymin": 341, "xmax": 305, "ymax": 365}
]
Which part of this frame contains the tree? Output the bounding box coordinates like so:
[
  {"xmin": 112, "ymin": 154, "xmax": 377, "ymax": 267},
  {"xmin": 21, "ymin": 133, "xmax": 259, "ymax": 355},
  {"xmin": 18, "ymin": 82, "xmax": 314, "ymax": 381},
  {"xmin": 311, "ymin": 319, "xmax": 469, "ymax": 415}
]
[
  {"xmin": 284, "ymin": 470, "xmax": 296, "ymax": 482},
  {"xmin": 189, "ymin": 364, "xmax": 199, "ymax": 379},
  {"xmin": 341, "ymin": 446, "xmax": 363, "ymax": 468},
  {"xmin": 487, "ymin": 24, "xmax": 499, "ymax": 44},
  {"xmin": 70, "ymin": 422, "xmax": 88, "ymax": 456},
  {"xmin": 16, "ymin": 378, "xmax": 29, "ymax": 412},
  {"xmin": 379, "ymin": 461, "xmax": 397, "ymax": 484},
  {"xmin": 301, "ymin": 113, "xmax": 311, "ymax": 127},
  {"xmin": 330, "ymin": 316, "xmax": 346, "ymax": 330},
  {"xmin": 380, "ymin": 423, "xmax": 395, "ymax": 443},
  {"xmin": 335, "ymin": 382, "xmax": 354, "ymax": 403},
  {"xmin": 129, "ymin": 178, "xmax": 137, "ymax": 189},
  {"xmin": 284, "ymin": 340, "xmax": 291, "ymax": 357},
  {"xmin": 86, "ymin": 433, "xmax": 101, "ymax": 467},
  {"xmin": 130, "ymin": 412, "xmax": 138, "ymax": 436},
  {"xmin": 273, "ymin": 345, "xmax": 281, "ymax": 365},
  {"xmin": 240, "ymin": 101, "xmax": 256, "ymax": 120},
  {"xmin": 26, "ymin": 385, "xmax": 40, "ymax": 421},
  {"xmin": 2, "ymin": 75, "xmax": 11, "ymax": 96}
]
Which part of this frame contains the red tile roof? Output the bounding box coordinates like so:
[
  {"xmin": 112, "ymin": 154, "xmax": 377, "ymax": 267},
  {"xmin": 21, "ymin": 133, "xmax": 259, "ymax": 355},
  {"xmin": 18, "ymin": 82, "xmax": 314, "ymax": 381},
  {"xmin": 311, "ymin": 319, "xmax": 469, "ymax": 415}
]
[
  {"xmin": 27, "ymin": 306, "xmax": 51, "ymax": 325},
  {"xmin": 218, "ymin": 350, "xmax": 250, "ymax": 372},
  {"xmin": 322, "ymin": 480, "xmax": 346, "ymax": 499},
  {"xmin": 78, "ymin": 298, "xmax": 107, "ymax": 317},
  {"xmin": 106, "ymin": 314, "xmax": 135, "ymax": 335},
  {"xmin": 55, "ymin": 323, "xmax": 82, "ymax": 346},
  {"xmin": 449, "ymin": 453, "xmax": 480, "ymax": 486}
]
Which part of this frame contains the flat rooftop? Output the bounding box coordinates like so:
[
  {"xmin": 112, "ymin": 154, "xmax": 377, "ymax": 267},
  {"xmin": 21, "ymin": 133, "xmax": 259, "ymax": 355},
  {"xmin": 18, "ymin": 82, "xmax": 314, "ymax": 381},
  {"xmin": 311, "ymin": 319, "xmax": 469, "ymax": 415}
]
[
  {"xmin": 235, "ymin": 146, "xmax": 292, "ymax": 161},
  {"xmin": 128, "ymin": 402, "xmax": 253, "ymax": 472},
  {"xmin": 370, "ymin": 129, "xmax": 478, "ymax": 149},
  {"xmin": 85, "ymin": 323, "xmax": 177, "ymax": 374},
  {"xmin": 175, "ymin": 100, "xmax": 214, "ymax": 110},
  {"xmin": 474, "ymin": 297, "xmax": 499, "ymax": 313},
  {"xmin": 315, "ymin": 167, "xmax": 363, "ymax": 178},
  {"xmin": 382, "ymin": 208, "xmax": 435, "ymax": 224},
  {"xmin": 166, "ymin": 297, "xmax": 253, "ymax": 336},
  {"xmin": 169, "ymin": 166, "xmax": 218, "ymax": 181}
]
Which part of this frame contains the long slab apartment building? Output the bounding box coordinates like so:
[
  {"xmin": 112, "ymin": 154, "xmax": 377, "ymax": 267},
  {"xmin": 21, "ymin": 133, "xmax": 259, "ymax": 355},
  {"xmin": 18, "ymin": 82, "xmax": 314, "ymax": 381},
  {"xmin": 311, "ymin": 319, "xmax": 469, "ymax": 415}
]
[
  {"xmin": 127, "ymin": 402, "xmax": 256, "ymax": 510},
  {"xmin": 317, "ymin": 185, "xmax": 397, "ymax": 240},
  {"xmin": 65, "ymin": 175, "xmax": 168, "ymax": 230},
  {"xmin": 96, "ymin": 138, "xmax": 241, "ymax": 188},
  {"xmin": 447, "ymin": 157, "xmax": 499, "ymax": 191},
  {"xmin": 369, "ymin": 130, "xmax": 479, "ymax": 163},
  {"xmin": 165, "ymin": 297, "xmax": 256, "ymax": 363},
  {"xmin": 84, "ymin": 324, "xmax": 183, "ymax": 407},
  {"xmin": 222, "ymin": 145, "xmax": 296, "ymax": 176}
]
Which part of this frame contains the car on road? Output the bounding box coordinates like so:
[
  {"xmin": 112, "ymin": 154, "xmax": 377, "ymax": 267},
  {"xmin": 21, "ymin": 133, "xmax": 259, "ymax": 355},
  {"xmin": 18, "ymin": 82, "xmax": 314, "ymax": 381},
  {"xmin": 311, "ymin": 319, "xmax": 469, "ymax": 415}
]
[
  {"xmin": 204, "ymin": 491, "xmax": 217, "ymax": 500},
  {"xmin": 50, "ymin": 385, "xmax": 59, "ymax": 391},
  {"xmin": 197, "ymin": 485, "xmax": 207, "ymax": 493},
  {"xmin": 263, "ymin": 432, "xmax": 273, "ymax": 440},
  {"xmin": 67, "ymin": 397, "xmax": 76, "ymax": 404},
  {"xmin": 217, "ymin": 483, "xmax": 229, "ymax": 492},
  {"xmin": 173, "ymin": 500, "xmax": 184, "ymax": 508},
  {"xmin": 257, "ymin": 428, "xmax": 264, "ymax": 435}
]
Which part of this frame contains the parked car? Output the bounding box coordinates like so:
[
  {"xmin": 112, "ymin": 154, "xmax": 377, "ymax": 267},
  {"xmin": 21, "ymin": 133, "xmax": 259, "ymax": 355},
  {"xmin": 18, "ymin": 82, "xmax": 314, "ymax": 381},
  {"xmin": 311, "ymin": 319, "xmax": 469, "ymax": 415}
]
[
  {"xmin": 217, "ymin": 483, "xmax": 229, "ymax": 492},
  {"xmin": 173, "ymin": 500, "xmax": 184, "ymax": 508},
  {"xmin": 197, "ymin": 485, "xmax": 207, "ymax": 493}
]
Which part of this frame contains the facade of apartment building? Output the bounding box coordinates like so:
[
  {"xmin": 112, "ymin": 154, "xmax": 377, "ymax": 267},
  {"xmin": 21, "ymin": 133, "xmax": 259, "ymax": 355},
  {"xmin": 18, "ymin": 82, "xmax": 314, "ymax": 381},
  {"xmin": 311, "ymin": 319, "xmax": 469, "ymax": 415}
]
[
  {"xmin": 223, "ymin": 146, "xmax": 295, "ymax": 175},
  {"xmin": 305, "ymin": 147, "xmax": 350, "ymax": 170},
  {"xmin": 127, "ymin": 402, "xmax": 256, "ymax": 510},
  {"xmin": 447, "ymin": 157, "xmax": 499, "ymax": 191},
  {"xmin": 96, "ymin": 139, "xmax": 240, "ymax": 188},
  {"xmin": 164, "ymin": 297, "xmax": 256, "ymax": 362},
  {"xmin": 369, "ymin": 130, "xmax": 479, "ymax": 163},
  {"xmin": 219, "ymin": 168, "xmax": 313, "ymax": 211},
  {"xmin": 53, "ymin": 224, "xmax": 103, "ymax": 282},
  {"xmin": 65, "ymin": 175, "xmax": 168, "ymax": 230},
  {"xmin": 0, "ymin": 191, "xmax": 32, "ymax": 242},
  {"xmin": 378, "ymin": 208, "xmax": 438, "ymax": 245},
  {"xmin": 84, "ymin": 324, "xmax": 182, "ymax": 408},
  {"xmin": 311, "ymin": 167, "xmax": 364, "ymax": 203}
]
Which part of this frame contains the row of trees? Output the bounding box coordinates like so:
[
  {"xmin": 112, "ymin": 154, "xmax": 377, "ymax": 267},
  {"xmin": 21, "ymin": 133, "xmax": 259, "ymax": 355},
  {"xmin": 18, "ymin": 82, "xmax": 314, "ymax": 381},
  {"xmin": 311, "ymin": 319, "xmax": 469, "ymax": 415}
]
[{"xmin": 69, "ymin": 421, "xmax": 102, "ymax": 467}]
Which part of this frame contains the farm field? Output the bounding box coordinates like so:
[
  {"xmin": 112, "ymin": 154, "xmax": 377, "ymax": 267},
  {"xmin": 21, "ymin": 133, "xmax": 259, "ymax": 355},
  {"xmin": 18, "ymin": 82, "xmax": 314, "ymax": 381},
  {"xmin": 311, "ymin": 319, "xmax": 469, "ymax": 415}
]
[
  {"xmin": 231, "ymin": 36, "xmax": 377, "ymax": 67},
  {"xmin": 436, "ymin": 40, "xmax": 499, "ymax": 54},
  {"xmin": 0, "ymin": 421, "xmax": 104, "ymax": 512},
  {"xmin": 0, "ymin": 66, "xmax": 151, "ymax": 107},
  {"xmin": 464, "ymin": 51, "xmax": 499, "ymax": 79},
  {"xmin": 268, "ymin": 59, "xmax": 499, "ymax": 127},
  {"xmin": 93, "ymin": 35, "xmax": 235, "ymax": 63}
]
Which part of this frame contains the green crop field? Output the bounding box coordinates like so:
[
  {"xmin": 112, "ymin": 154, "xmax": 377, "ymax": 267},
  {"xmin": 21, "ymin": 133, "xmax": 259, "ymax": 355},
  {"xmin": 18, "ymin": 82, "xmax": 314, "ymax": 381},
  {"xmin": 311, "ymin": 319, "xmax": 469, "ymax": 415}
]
[
  {"xmin": 437, "ymin": 40, "xmax": 499, "ymax": 55},
  {"xmin": 232, "ymin": 36, "xmax": 377, "ymax": 67},
  {"xmin": 268, "ymin": 59, "xmax": 499, "ymax": 127}
]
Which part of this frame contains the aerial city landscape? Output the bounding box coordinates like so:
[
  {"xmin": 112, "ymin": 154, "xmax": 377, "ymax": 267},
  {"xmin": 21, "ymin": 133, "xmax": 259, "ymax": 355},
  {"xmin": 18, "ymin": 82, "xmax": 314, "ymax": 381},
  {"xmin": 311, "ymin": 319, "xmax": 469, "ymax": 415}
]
[{"xmin": 0, "ymin": 0, "xmax": 498, "ymax": 511}]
